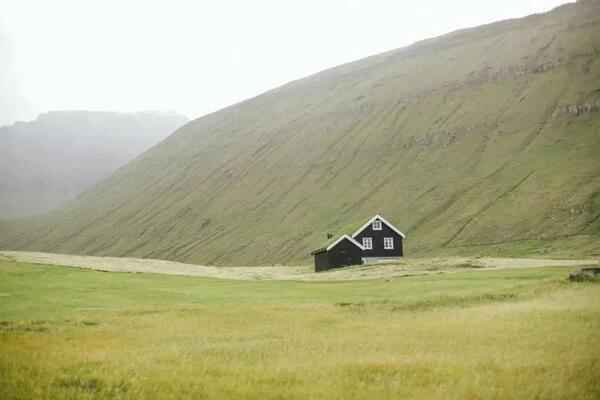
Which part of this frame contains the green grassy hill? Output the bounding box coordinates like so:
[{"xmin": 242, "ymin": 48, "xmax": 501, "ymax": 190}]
[{"xmin": 2, "ymin": 1, "xmax": 600, "ymax": 264}]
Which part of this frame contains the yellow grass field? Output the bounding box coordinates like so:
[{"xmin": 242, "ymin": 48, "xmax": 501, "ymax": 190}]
[{"xmin": 1, "ymin": 256, "xmax": 599, "ymax": 399}]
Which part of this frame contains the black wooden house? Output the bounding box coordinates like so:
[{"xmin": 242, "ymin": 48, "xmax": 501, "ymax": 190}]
[
  {"xmin": 311, "ymin": 235, "xmax": 365, "ymax": 272},
  {"xmin": 311, "ymin": 215, "xmax": 405, "ymax": 272}
]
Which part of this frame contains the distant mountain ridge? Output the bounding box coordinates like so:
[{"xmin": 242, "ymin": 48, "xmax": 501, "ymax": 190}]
[
  {"xmin": 0, "ymin": 110, "xmax": 188, "ymax": 217},
  {"xmin": 1, "ymin": 0, "xmax": 599, "ymax": 263}
]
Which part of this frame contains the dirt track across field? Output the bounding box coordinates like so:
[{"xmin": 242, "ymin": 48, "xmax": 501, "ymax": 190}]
[{"xmin": 2, "ymin": 251, "xmax": 598, "ymax": 281}]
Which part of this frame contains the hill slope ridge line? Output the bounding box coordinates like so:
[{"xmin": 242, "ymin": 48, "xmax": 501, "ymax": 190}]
[{"xmin": 1, "ymin": 0, "xmax": 600, "ymax": 264}]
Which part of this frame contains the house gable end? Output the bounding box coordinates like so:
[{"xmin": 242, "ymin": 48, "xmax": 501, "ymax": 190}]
[
  {"xmin": 327, "ymin": 234, "xmax": 365, "ymax": 252},
  {"xmin": 351, "ymin": 214, "xmax": 406, "ymax": 239}
]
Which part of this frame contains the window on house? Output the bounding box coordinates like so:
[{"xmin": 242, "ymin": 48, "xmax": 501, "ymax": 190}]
[
  {"xmin": 384, "ymin": 237, "xmax": 394, "ymax": 250},
  {"xmin": 362, "ymin": 237, "xmax": 373, "ymax": 250},
  {"xmin": 373, "ymin": 220, "xmax": 382, "ymax": 230}
]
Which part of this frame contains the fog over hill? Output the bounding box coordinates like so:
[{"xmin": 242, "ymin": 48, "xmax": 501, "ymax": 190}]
[
  {"xmin": 0, "ymin": 27, "xmax": 33, "ymax": 126},
  {"xmin": 1, "ymin": 0, "xmax": 599, "ymax": 263},
  {"xmin": 0, "ymin": 111, "xmax": 188, "ymax": 217}
]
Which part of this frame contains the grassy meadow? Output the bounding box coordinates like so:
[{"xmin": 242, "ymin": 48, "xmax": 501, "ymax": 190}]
[{"xmin": 1, "ymin": 258, "xmax": 600, "ymax": 399}]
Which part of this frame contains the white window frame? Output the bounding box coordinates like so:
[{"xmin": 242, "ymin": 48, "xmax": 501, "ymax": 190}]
[
  {"xmin": 362, "ymin": 237, "xmax": 373, "ymax": 250},
  {"xmin": 384, "ymin": 237, "xmax": 394, "ymax": 250},
  {"xmin": 372, "ymin": 220, "xmax": 382, "ymax": 230}
]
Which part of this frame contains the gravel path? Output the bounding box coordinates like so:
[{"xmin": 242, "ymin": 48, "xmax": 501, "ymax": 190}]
[{"xmin": 1, "ymin": 251, "xmax": 597, "ymax": 281}]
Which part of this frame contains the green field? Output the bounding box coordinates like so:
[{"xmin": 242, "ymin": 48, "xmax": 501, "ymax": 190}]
[{"xmin": 1, "ymin": 259, "xmax": 599, "ymax": 399}]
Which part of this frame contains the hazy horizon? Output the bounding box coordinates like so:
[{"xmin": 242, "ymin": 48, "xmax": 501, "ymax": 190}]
[{"xmin": 1, "ymin": 0, "xmax": 573, "ymax": 126}]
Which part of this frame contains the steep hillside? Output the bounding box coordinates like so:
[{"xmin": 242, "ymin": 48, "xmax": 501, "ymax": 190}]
[
  {"xmin": 2, "ymin": 0, "xmax": 600, "ymax": 264},
  {"xmin": 0, "ymin": 111, "xmax": 188, "ymax": 217}
]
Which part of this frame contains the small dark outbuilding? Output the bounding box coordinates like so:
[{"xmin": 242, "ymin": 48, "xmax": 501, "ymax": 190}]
[{"xmin": 311, "ymin": 235, "xmax": 364, "ymax": 272}]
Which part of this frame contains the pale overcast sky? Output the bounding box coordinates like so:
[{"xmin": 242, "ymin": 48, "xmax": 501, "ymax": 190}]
[{"xmin": 0, "ymin": 0, "xmax": 573, "ymax": 125}]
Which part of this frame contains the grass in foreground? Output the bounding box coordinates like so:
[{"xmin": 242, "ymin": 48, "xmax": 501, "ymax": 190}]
[{"xmin": 1, "ymin": 259, "xmax": 599, "ymax": 399}]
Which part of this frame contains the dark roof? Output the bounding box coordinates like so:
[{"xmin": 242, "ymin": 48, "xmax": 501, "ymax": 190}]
[
  {"xmin": 310, "ymin": 247, "xmax": 327, "ymax": 255},
  {"xmin": 310, "ymin": 234, "xmax": 364, "ymax": 255}
]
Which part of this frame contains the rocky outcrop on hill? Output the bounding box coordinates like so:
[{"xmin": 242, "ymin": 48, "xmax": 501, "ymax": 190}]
[{"xmin": 569, "ymin": 267, "xmax": 600, "ymax": 281}]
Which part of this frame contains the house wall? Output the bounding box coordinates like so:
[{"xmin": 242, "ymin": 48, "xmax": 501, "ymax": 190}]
[
  {"xmin": 328, "ymin": 238, "xmax": 363, "ymax": 268},
  {"xmin": 354, "ymin": 220, "xmax": 403, "ymax": 258},
  {"xmin": 314, "ymin": 238, "xmax": 363, "ymax": 272},
  {"xmin": 314, "ymin": 251, "xmax": 330, "ymax": 272}
]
